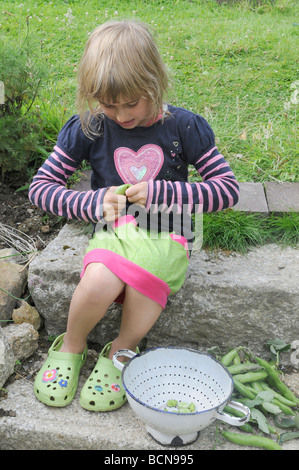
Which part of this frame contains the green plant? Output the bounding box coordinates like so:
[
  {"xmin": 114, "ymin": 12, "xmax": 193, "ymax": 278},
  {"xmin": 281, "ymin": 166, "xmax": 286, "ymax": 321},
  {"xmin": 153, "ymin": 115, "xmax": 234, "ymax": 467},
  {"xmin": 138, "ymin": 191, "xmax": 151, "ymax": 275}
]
[
  {"xmin": 267, "ymin": 212, "xmax": 299, "ymax": 247},
  {"xmin": 202, "ymin": 210, "xmax": 270, "ymax": 253},
  {"xmin": 0, "ymin": 31, "xmax": 48, "ymax": 178},
  {"xmin": 0, "ymin": 115, "xmax": 41, "ymax": 177},
  {"xmin": 201, "ymin": 210, "xmax": 299, "ymax": 253},
  {"xmin": 255, "ymin": 356, "xmax": 299, "ymax": 404}
]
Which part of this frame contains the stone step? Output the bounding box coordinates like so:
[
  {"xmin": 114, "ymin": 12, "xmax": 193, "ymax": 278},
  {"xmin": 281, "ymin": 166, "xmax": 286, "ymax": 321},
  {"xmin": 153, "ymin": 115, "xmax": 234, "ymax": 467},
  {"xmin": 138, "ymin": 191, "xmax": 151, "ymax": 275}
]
[
  {"xmin": 0, "ymin": 368, "xmax": 231, "ymax": 451},
  {"xmin": 232, "ymin": 182, "xmax": 268, "ymax": 212},
  {"xmin": 263, "ymin": 182, "xmax": 299, "ymax": 213},
  {"xmin": 1, "ymin": 370, "xmax": 298, "ymax": 450},
  {"xmin": 234, "ymin": 181, "xmax": 299, "ymax": 213}
]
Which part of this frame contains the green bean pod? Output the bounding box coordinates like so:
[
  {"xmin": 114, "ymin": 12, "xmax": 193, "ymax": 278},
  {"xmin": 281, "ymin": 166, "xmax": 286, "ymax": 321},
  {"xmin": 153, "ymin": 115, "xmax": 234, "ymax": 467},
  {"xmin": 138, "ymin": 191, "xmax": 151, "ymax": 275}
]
[
  {"xmin": 221, "ymin": 348, "xmax": 238, "ymax": 366},
  {"xmin": 227, "ymin": 363, "xmax": 263, "ymax": 375},
  {"xmin": 221, "ymin": 430, "xmax": 282, "ymax": 450},
  {"xmin": 233, "ymin": 352, "xmax": 241, "ymax": 365},
  {"xmin": 250, "ymin": 381, "xmax": 264, "ymax": 393},
  {"xmin": 224, "ymin": 404, "xmax": 249, "ymax": 419},
  {"xmin": 239, "ymin": 423, "xmax": 254, "ymax": 433},
  {"xmin": 254, "ymin": 357, "xmax": 299, "ymax": 405},
  {"xmin": 233, "ymin": 370, "xmax": 268, "ymax": 384},
  {"xmin": 259, "ymin": 381, "xmax": 298, "ymax": 408},
  {"xmin": 267, "ymin": 423, "xmax": 279, "ymax": 435},
  {"xmin": 224, "ymin": 405, "xmax": 253, "ymax": 433},
  {"xmin": 114, "ymin": 184, "xmax": 131, "ymax": 195},
  {"xmin": 272, "ymin": 398, "xmax": 295, "ymax": 416},
  {"xmin": 234, "ymin": 379, "xmax": 257, "ymax": 399}
]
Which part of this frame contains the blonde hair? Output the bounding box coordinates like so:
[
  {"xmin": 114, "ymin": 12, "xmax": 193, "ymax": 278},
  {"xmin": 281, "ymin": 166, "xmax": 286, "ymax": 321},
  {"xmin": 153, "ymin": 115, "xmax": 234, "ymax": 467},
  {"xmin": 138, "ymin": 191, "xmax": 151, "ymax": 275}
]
[{"xmin": 76, "ymin": 19, "xmax": 169, "ymax": 137}]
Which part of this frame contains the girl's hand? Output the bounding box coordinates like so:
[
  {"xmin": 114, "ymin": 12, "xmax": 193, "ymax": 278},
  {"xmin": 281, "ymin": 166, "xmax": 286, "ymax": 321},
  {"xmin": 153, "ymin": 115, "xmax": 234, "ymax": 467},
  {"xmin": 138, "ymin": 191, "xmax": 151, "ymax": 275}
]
[
  {"xmin": 125, "ymin": 182, "xmax": 148, "ymax": 207},
  {"xmin": 103, "ymin": 186, "xmax": 127, "ymax": 221}
]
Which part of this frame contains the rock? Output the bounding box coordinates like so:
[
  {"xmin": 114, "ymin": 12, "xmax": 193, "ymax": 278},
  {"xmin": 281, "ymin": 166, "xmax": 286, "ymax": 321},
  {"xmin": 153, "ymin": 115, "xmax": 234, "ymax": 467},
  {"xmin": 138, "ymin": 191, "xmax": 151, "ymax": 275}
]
[
  {"xmin": 2, "ymin": 323, "xmax": 39, "ymax": 362},
  {"xmin": 28, "ymin": 223, "xmax": 89, "ymax": 335},
  {"xmin": 0, "ymin": 326, "xmax": 15, "ymax": 389},
  {"xmin": 0, "ymin": 248, "xmax": 26, "ymax": 265},
  {"xmin": 0, "ymin": 261, "xmax": 28, "ymax": 321},
  {"xmin": 12, "ymin": 300, "xmax": 42, "ymax": 331},
  {"xmin": 28, "ymin": 223, "xmax": 299, "ymax": 365}
]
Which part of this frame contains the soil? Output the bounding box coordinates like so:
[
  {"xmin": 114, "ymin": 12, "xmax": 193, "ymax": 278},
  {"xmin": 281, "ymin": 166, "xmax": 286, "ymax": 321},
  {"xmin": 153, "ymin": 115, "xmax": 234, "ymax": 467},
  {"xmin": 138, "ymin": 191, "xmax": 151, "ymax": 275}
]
[{"xmin": 0, "ymin": 179, "xmax": 66, "ymax": 250}]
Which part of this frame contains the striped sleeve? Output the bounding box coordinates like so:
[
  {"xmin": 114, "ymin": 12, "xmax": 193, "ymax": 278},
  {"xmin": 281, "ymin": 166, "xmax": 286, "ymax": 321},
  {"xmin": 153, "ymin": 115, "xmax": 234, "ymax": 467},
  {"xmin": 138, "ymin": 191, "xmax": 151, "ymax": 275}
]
[
  {"xmin": 146, "ymin": 148, "xmax": 239, "ymax": 214},
  {"xmin": 28, "ymin": 118, "xmax": 106, "ymax": 223},
  {"xmin": 146, "ymin": 115, "xmax": 239, "ymax": 215}
]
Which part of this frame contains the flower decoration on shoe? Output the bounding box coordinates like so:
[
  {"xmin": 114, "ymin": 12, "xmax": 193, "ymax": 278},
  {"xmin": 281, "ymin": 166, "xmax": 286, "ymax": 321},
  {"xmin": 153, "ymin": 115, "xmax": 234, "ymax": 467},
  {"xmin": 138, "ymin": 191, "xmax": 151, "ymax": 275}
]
[
  {"xmin": 111, "ymin": 383, "xmax": 121, "ymax": 392},
  {"xmin": 42, "ymin": 369, "xmax": 57, "ymax": 382},
  {"xmin": 59, "ymin": 379, "xmax": 68, "ymax": 388}
]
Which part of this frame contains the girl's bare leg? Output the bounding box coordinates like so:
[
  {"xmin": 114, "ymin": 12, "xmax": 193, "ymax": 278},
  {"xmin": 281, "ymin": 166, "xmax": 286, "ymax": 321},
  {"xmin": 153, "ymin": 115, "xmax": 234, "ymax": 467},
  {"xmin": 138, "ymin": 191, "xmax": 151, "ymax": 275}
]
[
  {"xmin": 108, "ymin": 285, "xmax": 163, "ymax": 359},
  {"xmin": 60, "ymin": 263, "xmax": 125, "ymax": 354},
  {"xmin": 60, "ymin": 263, "xmax": 163, "ymax": 358}
]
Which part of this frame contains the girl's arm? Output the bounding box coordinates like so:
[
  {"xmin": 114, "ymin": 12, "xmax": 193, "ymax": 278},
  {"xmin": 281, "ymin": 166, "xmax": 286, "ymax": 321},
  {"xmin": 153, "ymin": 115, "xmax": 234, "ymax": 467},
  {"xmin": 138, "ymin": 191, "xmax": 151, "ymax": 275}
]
[
  {"xmin": 28, "ymin": 145, "xmax": 106, "ymax": 222},
  {"xmin": 28, "ymin": 116, "xmax": 107, "ymax": 223},
  {"xmin": 145, "ymin": 148, "xmax": 239, "ymax": 215}
]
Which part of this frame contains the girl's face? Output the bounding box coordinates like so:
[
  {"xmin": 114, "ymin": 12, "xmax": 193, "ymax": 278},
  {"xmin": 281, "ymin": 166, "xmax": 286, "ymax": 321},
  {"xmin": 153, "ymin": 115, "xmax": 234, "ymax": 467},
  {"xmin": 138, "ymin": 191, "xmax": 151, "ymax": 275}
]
[{"xmin": 99, "ymin": 96, "xmax": 154, "ymax": 129}]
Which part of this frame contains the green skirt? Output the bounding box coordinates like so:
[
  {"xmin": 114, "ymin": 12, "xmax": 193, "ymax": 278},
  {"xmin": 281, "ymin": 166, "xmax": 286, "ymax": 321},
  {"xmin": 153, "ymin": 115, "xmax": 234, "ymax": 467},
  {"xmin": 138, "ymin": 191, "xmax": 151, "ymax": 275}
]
[{"xmin": 81, "ymin": 215, "xmax": 190, "ymax": 308}]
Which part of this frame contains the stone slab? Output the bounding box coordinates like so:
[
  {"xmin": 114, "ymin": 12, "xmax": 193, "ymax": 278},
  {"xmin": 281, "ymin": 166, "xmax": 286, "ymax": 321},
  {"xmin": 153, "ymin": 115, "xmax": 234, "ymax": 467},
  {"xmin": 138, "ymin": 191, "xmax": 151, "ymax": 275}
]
[
  {"xmin": 0, "ymin": 374, "xmax": 298, "ymax": 450},
  {"xmin": 264, "ymin": 182, "xmax": 299, "ymax": 212},
  {"xmin": 232, "ymin": 182, "xmax": 268, "ymax": 213}
]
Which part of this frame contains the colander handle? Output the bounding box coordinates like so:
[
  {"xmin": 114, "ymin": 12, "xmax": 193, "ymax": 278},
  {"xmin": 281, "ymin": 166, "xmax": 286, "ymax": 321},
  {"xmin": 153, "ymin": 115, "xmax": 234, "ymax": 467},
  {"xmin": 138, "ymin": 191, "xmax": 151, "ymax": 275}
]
[
  {"xmin": 113, "ymin": 349, "xmax": 137, "ymax": 370},
  {"xmin": 216, "ymin": 400, "xmax": 250, "ymax": 426}
]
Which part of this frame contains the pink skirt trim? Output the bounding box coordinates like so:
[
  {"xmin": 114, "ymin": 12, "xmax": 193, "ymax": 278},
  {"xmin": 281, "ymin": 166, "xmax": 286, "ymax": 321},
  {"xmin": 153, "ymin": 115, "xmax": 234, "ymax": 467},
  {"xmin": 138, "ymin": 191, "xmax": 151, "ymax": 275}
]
[
  {"xmin": 81, "ymin": 249, "xmax": 171, "ymax": 309},
  {"xmin": 170, "ymin": 234, "xmax": 190, "ymax": 259}
]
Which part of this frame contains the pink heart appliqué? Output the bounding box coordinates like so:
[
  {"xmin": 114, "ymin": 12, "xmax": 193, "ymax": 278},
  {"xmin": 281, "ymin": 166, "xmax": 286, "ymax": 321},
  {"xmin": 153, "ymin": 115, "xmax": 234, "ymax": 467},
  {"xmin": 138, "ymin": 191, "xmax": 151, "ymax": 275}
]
[{"xmin": 114, "ymin": 144, "xmax": 164, "ymax": 184}]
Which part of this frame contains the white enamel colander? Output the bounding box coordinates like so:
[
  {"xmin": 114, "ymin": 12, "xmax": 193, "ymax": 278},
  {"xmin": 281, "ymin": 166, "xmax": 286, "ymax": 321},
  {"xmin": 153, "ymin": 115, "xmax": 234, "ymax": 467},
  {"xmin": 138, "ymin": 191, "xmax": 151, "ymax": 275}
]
[{"xmin": 113, "ymin": 347, "xmax": 250, "ymax": 446}]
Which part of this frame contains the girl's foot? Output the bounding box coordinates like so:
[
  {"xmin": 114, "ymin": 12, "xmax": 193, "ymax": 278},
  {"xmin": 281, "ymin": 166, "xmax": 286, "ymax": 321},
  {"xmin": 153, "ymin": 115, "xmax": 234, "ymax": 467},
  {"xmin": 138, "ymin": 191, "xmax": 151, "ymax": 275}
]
[
  {"xmin": 34, "ymin": 333, "xmax": 87, "ymax": 407},
  {"xmin": 79, "ymin": 341, "xmax": 138, "ymax": 412}
]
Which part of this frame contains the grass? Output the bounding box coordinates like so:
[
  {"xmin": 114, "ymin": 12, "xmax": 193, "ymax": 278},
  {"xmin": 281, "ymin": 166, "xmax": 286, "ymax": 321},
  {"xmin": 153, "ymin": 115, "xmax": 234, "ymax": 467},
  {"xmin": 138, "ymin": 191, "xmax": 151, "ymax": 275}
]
[
  {"xmin": 0, "ymin": 0, "xmax": 298, "ymax": 251},
  {"xmin": 202, "ymin": 210, "xmax": 299, "ymax": 253}
]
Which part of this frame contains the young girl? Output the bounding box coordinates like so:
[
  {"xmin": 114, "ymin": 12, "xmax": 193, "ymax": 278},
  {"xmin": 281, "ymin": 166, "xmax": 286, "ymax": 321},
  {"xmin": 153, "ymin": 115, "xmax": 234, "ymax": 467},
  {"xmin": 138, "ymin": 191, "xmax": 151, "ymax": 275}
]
[{"xmin": 29, "ymin": 19, "xmax": 239, "ymax": 411}]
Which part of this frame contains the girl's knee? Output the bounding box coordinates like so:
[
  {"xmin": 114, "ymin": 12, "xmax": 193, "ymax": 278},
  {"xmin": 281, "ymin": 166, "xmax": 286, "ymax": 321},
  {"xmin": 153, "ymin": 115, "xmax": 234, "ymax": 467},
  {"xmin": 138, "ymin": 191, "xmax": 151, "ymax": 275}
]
[{"xmin": 80, "ymin": 263, "xmax": 124, "ymax": 302}]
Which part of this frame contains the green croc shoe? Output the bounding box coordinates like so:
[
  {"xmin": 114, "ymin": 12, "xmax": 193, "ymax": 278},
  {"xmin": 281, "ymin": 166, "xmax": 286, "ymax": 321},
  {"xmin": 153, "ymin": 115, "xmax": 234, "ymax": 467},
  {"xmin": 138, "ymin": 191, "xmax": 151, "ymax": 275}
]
[
  {"xmin": 34, "ymin": 333, "xmax": 87, "ymax": 407},
  {"xmin": 80, "ymin": 342, "xmax": 138, "ymax": 412}
]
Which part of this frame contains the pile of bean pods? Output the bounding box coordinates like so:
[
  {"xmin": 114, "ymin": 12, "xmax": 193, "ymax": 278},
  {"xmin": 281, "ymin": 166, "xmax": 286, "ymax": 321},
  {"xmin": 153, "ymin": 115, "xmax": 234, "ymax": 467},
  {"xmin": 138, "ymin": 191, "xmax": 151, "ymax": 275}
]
[{"xmin": 218, "ymin": 347, "xmax": 299, "ymax": 450}]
